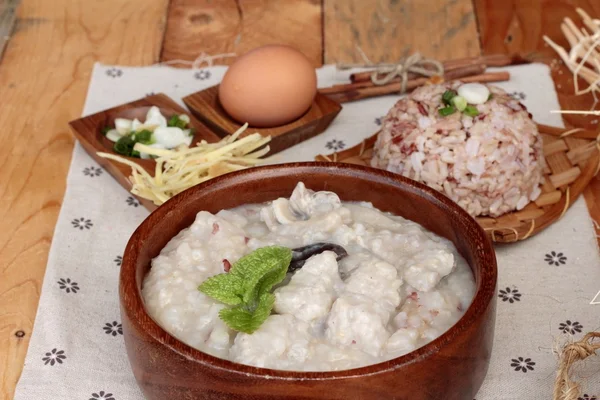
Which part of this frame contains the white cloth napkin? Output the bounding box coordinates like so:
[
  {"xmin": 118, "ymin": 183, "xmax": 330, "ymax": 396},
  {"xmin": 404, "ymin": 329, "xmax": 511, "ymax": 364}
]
[{"xmin": 14, "ymin": 63, "xmax": 600, "ymax": 400}]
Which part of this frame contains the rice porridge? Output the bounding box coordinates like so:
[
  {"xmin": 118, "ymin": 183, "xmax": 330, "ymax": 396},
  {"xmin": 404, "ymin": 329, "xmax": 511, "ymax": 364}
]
[{"xmin": 142, "ymin": 182, "xmax": 476, "ymax": 371}]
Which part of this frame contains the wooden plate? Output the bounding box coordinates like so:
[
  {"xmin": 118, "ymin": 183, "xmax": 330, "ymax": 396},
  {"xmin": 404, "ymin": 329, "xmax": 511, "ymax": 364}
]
[
  {"xmin": 183, "ymin": 84, "xmax": 343, "ymax": 155},
  {"xmin": 315, "ymin": 124, "xmax": 600, "ymax": 243},
  {"xmin": 68, "ymin": 93, "xmax": 221, "ymax": 211}
]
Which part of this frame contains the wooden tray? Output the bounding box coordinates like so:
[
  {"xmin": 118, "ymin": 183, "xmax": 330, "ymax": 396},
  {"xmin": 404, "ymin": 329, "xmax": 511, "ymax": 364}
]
[
  {"xmin": 315, "ymin": 124, "xmax": 600, "ymax": 243},
  {"xmin": 182, "ymin": 84, "xmax": 342, "ymax": 155},
  {"xmin": 68, "ymin": 93, "xmax": 221, "ymax": 211}
]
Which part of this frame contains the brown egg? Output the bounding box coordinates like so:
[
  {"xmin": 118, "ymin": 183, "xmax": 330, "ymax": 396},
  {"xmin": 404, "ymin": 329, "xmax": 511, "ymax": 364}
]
[{"xmin": 218, "ymin": 45, "xmax": 317, "ymax": 128}]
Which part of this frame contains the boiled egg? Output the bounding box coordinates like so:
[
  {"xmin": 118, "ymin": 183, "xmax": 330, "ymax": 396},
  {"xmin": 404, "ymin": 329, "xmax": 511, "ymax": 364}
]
[{"xmin": 218, "ymin": 45, "xmax": 317, "ymax": 127}]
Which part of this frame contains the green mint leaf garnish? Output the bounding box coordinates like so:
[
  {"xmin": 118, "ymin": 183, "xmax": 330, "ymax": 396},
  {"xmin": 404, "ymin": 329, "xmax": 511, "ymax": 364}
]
[
  {"xmin": 198, "ymin": 246, "xmax": 292, "ymax": 334},
  {"xmin": 199, "ymin": 273, "xmax": 245, "ymax": 305},
  {"xmin": 463, "ymin": 105, "xmax": 479, "ymax": 117},
  {"xmin": 219, "ymin": 293, "xmax": 275, "ymax": 333},
  {"xmin": 438, "ymin": 106, "xmax": 456, "ymax": 116},
  {"xmin": 231, "ymin": 246, "xmax": 292, "ymax": 304},
  {"xmin": 167, "ymin": 115, "xmax": 188, "ymax": 129},
  {"xmin": 442, "ymin": 90, "xmax": 457, "ymax": 106}
]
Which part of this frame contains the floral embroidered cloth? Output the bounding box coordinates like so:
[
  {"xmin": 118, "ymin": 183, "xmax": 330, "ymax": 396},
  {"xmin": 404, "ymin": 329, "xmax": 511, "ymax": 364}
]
[{"xmin": 13, "ymin": 63, "xmax": 600, "ymax": 400}]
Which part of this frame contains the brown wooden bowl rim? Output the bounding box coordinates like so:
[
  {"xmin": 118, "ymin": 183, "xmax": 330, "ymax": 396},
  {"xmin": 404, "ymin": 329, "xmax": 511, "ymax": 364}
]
[{"xmin": 120, "ymin": 162, "xmax": 497, "ymax": 380}]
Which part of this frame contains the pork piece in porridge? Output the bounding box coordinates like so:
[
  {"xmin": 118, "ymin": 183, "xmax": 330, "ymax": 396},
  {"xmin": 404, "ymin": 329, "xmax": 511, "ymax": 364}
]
[{"xmin": 142, "ymin": 182, "xmax": 476, "ymax": 371}]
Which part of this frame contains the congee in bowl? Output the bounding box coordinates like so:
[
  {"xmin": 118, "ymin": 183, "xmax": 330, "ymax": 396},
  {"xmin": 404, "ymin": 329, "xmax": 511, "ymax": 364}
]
[
  {"xmin": 120, "ymin": 163, "xmax": 497, "ymax": 400},
  {"xmin": 142, "ymin": 182, "xmax": 476, "ymax": 371}
]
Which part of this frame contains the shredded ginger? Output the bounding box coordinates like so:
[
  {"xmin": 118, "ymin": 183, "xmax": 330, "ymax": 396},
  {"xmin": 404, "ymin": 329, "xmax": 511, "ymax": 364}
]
[{"xmin": 98, "ymin": 123, "xmax": 271, "ymax": 206}]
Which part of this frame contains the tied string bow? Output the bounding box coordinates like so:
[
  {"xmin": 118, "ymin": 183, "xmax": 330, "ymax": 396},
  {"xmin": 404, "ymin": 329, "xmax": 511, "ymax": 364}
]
[{"xmin": 337, "ymin": 52, "xmax": 445, "ymax": 93}]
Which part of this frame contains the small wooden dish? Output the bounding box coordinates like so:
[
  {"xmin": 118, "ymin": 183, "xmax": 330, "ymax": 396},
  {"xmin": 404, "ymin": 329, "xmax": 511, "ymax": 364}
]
[
  {"xmin": 315, "ymin": 124, "xmax": 600, "ymax": 244},
  {"xmin": 68, "ymin": 93, "xmax": 221, "ymax": 211},
  {"xmin": 120, "ymin": 163, "xmax": 497, "ymax": 400},
  {"xmin": 182, "ymin": 85, "xmax": 343, "ymax": 154}
]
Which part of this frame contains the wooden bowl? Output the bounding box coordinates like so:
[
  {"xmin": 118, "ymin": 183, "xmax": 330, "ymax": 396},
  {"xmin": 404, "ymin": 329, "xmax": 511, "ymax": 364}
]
[{"xmin": 120, "ymin": 162, "xmax": 498, "ymax": 400}]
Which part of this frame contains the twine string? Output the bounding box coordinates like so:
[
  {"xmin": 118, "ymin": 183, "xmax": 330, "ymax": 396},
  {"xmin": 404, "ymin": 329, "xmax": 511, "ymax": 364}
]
[
  {"xmin": 337, "ymin": 52, "xmax": 444, "ymax": 93},
  {"xmin": 484, "ymin": 226, "xmax": 520, "ymax": 242},
  {"xmin": 157, "ymin": 52, "xmax": 237, "ymax": 69},
  {"xmin": 560, "ymin": 187, "xmax": 571, "ymax": 219},
  {"xmin": 522, "ymin": 219, "xmax": 536, "ymax": 240},
  {"xmin": 370, "ymin": 53, "xmax": 444, "ymax": 92},
  {"xmin": 553, "ymin": 332, "xmax": 600, "ymax": 400}
]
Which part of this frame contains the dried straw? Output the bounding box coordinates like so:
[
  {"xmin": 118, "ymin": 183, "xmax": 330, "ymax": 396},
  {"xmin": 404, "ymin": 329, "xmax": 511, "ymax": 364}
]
[
  {"xmin": 544, "ymin": 8, "xmax": 600, "ymax": 114},
  {"xmin": 553, "ymin": 332, "xmax": 600, "ymax": 400}
]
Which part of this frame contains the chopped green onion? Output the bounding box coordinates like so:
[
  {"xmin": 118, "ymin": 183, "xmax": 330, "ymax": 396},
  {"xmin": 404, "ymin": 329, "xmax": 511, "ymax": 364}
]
[
  {"xmin": 187, "ymin": 128, "xmax": 196, "ymax": 137},
  {"xmin": 452, "ymin": 96, "xmax": 467, "ymax": 111},
  {"xmin": 464, "ymin": 105, "xmax": 480, "ymax": 117},
  {"xmin": 487, "ymin": 93, "xmax": 494, "ymax": 101},
  {"xmin": 442, "ymin": 90, "xmax": 457, "ymax": 106},
  {"xmin": 114, "ymin": 129, "xmax": 156, "ymax": 157},
  {"xmin": 114, "ymin": 135, "xmax": 137, "ymax": 156},
  {"xmin": 167, "ymin": 115, "xmax": 188, "ymax": 129},
  {"xmin": 438, "ymin": 106, "xmax": 457, "ymax": 116},
  {"xmin": 135, "ymin": 129, "xmax": 154, "ymax": 144},
  {"xmin": 101, "ymin": 126, "xmax": 111, "ymax": 136}
]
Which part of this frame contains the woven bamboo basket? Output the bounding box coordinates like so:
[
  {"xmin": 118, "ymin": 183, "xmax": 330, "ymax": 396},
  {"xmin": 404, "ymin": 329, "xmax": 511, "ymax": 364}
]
[{"xmin": 315, "ymin": 124, "xmax": 600, "ymax": 243}]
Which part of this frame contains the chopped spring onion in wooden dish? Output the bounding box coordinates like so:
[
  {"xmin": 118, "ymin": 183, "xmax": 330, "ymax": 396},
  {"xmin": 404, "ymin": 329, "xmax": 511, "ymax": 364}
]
[
  {"xmin": 97, "ymin": 123, "xmax": 271, "ymax": 206},
  {"xmin": 102, "ymin": 106, "xmax": 195, "ymax": 159}
]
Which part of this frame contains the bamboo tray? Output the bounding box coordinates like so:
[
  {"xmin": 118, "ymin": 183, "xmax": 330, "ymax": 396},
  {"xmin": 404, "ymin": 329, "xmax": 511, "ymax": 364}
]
[{"xmin": 315, "ymin": 124, "xmax": 600, "ymax": 243}]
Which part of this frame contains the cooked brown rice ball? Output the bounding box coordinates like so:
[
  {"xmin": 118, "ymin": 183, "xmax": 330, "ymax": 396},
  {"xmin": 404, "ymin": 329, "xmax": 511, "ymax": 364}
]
[{"xmin": 371, "ymin": 82, "xmax": 544, "ymax": 217}]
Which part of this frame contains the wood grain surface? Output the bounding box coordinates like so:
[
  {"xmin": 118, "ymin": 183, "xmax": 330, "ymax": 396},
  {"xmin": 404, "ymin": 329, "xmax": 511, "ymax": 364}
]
[
  {"xmin": 0, "ymin": 0, "xmax": 19, "ymax": 61},
  {"xmin": 161, "ymin": 0, "xmax": 323, "ymax": 66},
  {"xmin": 474, "ymin": 0, "xmax": 600, "ymax": 242},
  {"xmin": 0, "ymin": 0, "xmax": 167, "ymax": 398},
  {"xmin": 324, "ymin": 0, "xmax": 481, "ymax": 64}
]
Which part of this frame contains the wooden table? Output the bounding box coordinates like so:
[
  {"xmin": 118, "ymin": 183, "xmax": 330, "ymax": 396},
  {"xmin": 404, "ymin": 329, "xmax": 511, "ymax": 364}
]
[{"xmin": 0, "ymin": 1, "xmax": 598, "ymax": 398}]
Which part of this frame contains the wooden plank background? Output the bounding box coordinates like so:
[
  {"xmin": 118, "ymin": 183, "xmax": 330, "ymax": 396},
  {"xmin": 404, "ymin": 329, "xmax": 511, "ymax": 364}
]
[
  {"xmin": 1, "ymin": 1, "xmax": 599, "ymax": 399},
  {"xmin": 0, "ymin": 0, "xmax": 168, "ymax": 397},
  {"xmin": 0, "ymin": 0, "xmax": 18, "ymax": 60},
  {"xmin": 161, "ymin": 0, "xmax": 323, "ymax": 66},
  {"xmin": 323, "ymin": 0, "xmax": 481, "ymax": 63}
]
